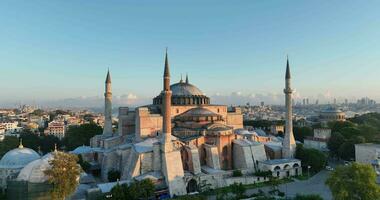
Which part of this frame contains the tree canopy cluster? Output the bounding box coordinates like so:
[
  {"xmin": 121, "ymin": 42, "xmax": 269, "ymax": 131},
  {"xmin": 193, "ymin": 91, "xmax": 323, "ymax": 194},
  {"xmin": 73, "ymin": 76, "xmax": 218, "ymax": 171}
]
[
  {"xmin": 44, "ymin": 151, "xmax": 81, "ymax": 200},
  {"xmin": 326, "ymin": 162, "xmax": 380, "ymax": 200},
  {"xmin": 108, "ymin": 179, "xmax": 155, "ymax": 200},
  {"xmin": 0, "ymin": 131, "xmax": 61, "ymax": 157},
  {"xmin": 296, "ymin": 144, "xmax": 327, "ymax": 173},
  {"xmin": 63, "ymin": 123, "xmax": 102, "ymax": 151},
  {"xmin": 327, "ymin": 113, "xmax": 380, "ymax": 160}
]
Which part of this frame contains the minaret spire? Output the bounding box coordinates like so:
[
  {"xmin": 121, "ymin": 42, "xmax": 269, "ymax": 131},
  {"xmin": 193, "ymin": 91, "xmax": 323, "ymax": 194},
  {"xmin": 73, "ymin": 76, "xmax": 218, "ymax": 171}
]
[
  {"xmin": 282, "ymin": 57, "xmax": 296, "ymax": 158},
  {"xmin": 162, "ymin": 49, "xmax": 172, "ymax": 146},
  {"xmin": 106, "ymin": 68, "xmax": 111, "ymax": 83},
  {"xmin": 286, "ymin": 55, "xmax": 291, "ymax": 79},
  {"xmin": 103, "ymin": 69, "xmax": 113, "ymax": 135},
  {"xmin": 185, "ymin": 73, "xmax": 189, "ymax": 84},
  {"xmin": 164, "ymin": 48, "xmax": 170, "ymax": 78}
]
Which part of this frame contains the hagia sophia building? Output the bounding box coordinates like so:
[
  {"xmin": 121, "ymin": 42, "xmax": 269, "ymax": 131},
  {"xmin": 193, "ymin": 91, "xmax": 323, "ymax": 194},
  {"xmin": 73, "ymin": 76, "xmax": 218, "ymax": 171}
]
[{"xmin": 0, "ymin": 50, "xmax": 302, "ymax": 199}]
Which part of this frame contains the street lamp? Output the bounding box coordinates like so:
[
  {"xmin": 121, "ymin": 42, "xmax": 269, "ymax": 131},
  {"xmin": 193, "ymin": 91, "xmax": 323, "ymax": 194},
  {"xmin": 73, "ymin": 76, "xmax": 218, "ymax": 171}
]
[{"xmin": 307, "ymin": 165, "xmax": 311, "ymax": 178}]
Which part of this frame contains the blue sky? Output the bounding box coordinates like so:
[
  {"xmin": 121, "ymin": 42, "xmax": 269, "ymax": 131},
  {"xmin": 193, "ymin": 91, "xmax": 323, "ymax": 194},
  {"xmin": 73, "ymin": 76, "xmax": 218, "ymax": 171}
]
[{"xmin": 1, "ymin": 1, "xmax": 380, "ymax": 106}]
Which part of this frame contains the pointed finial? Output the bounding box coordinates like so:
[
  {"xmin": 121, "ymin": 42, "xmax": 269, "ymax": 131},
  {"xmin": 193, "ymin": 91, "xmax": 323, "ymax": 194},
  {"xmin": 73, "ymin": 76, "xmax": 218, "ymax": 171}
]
[
  {"xmin": 180, "ymin": 74, "xmax": 183, "ymax": 83},
  {"xmin": 186, "ymin": 73, "xmax": 189, "ymax": 84},
  {"xmin": 106, "ymin": 68, "xmax": 111, "ymax": 83},
  {"xmin": 285, "ymin": 55, "xmax": 291, "ymax": 79},
  {"xmin": 164, "ymin": 48, "xmax": 170, "ymax": 77},
  {"xmin": 18, "ymin": 138, "xmax": 24, "ymax": 148}
]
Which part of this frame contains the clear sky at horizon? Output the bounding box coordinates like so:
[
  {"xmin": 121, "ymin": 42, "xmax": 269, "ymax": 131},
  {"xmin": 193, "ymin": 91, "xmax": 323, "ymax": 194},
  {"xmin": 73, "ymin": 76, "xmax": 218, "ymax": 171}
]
[{"xmin": 1, "ymin": 1, "xmax": 380, "ymax": 106}]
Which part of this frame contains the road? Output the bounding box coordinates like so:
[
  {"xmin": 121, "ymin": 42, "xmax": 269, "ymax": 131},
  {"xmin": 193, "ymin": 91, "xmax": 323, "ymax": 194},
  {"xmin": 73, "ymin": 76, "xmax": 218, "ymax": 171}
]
[{"xmin": 207, "ymin": 170, "xmax": 332, "ymax": 200}]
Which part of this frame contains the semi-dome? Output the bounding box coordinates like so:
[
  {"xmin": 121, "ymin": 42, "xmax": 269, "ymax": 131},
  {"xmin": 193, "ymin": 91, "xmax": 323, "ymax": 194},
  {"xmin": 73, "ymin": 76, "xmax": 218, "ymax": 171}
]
[
  {"xmin": 16, "ymin": 153, "xmax": 54, "ymax": 183},
  {"xmin": 180, "ymin": 107, "xmax": 219, "ymax": 117},
  {"xmin": 153, "ymin": 78, "xmax": 210, "ymax": 106},
  {"xmin": 0, "ymin": 146, "xmax": 40, "ymax": 169}
]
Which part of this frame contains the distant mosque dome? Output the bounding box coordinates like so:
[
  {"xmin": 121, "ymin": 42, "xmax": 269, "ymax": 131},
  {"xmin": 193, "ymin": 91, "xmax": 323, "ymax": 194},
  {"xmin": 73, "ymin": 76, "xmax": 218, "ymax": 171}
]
[
  {"xmin": 153, "ymin": 76, "xmax": 210, "ymax": 106},
  {"xmin": 320, "ymin": 106, "xmax": 345, "ymax": 122},
  {"xmin": 0, "ymin": 145, "xmax": 40, "ymax": 169},
  {"xmin": 17, "ymin": 153, "xmax": 54, "ymax": 183}
]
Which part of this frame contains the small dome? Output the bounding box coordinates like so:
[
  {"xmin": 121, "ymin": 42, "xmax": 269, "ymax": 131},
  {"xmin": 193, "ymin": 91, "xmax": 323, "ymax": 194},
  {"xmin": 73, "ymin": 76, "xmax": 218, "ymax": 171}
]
[
  {"xmin": 0, "ymin": 147, "xmax": 40, "ymax": 169},
  {"xmin": 71, "ymin": 146, "xmax": 94, "ymax": 154},
  {"xmin": 17, "ymin": 153, "xmax": 54, "ymax": 183},
  {"xmin": 171, "ymin": 82, "xmax": 204, "ymax": 96}
]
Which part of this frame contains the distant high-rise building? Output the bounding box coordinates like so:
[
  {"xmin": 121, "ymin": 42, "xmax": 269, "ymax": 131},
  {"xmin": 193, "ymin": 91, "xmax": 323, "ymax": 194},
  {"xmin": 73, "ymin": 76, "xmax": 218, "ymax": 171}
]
[
  {"xmin": 306, "ymin": 98, "xmax": 309, "ymax": 105},
  {"xmin": 333, "ymin": 98, "xmax": 337, "ymax": 105},
  {"xmin": 345, "ymin": 99, "xmax": 348, "ymax": 105},
  {"xmin": 260, "ymin": 101, "xmax": 264, "ymax": 107},
  {"xmin": 302, "ymin": 99, "xmax": 306, "ymax": 106},
  {"xmin": 316, "ymin": 100, "xmax": 319, "ymax": 105}
]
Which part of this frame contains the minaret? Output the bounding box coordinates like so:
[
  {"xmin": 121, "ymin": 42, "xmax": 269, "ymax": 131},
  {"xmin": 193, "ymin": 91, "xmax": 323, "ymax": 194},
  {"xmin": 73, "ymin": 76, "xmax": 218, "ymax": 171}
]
[
  {"xmin": 185, "ymin": 73, "xmax": 189, "ymax": 84},
  {"xmin": 160, "ymin": 49, "xmax": 187, "ymax": 196},
  {"xmin": 103, "ymin": 69, "xmax": 113, "ymax": 135},
  {"xmin": 162, "ymin": 49, "xmax": 172, "ymax": 146},
  {"xmin": 282, "ymin": 57, "xmax": 296, "ymax": 158}
]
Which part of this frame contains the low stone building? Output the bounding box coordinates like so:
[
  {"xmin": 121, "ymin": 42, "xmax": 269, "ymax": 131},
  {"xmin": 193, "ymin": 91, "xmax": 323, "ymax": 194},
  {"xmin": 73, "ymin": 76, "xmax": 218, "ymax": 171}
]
[
  {"xmin": 355, "ymin": 143, "xmax": 380, "ymax": 165},
  {"xmin": 303, "ymin": 128, "xmax": 331, "ymax": 151},
  {"xmin": 258, "ymin": 159, "xmax": 302, "ymax": 178}
]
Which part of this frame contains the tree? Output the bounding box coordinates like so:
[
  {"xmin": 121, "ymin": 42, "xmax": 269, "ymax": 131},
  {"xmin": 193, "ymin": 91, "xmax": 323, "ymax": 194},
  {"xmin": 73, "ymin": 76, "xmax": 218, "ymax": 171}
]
[
  {"xmin": 229, "ymin": 182, "xmax": 246, "ymax": 199},
  {"xmin": 0, "ymin": 136, "xmax": 19, "ymax": 157},
  {"xmin": 296, "ymin": 145, "xmax": 327, "ymax": 173},
  {"xmin": 327, "ymin": 132, "xmax": 345, "ymax": 157},
  {"xmin": 108, "ymin": 169, "xmax": 121, "ymax": 182},
  {"xmin": 40, "ymin": 135, "xmax": 61, "ymax": 154},
  {"xmin": 232, "ymin": 170, "xmax": 242, "ymax": 177},
  {"xmin": 137, "ymin": 179, "xmax": 155, "ymax": 200},
  {"xmin": 293, "ymin": 127, "xmax": 313, "ymax": 142},
  {"xmin": 44, "ymin": 152, "xmax": 81, "ymax": 200},
  {"xmin": 20, "ymin": 132, "xmax": 40, "ymax": 151},
  {"xmin": 338, "ymin": 136, "xmax": 365, "ymax": 161},
  {"xmin": 78, "ymin": 155, "xmax": 91, "ymax": 172},
  {"xmin": 109, "ymin": 179, "xmax": 155, "ymax": 200},
  {"xmin": 63, "ymin": 123, "xmax": 102, "ymax": 151},
  {"xmin": 109, "ymin": 183, "xmax": 127, "ymax": 200},
  {"xmin": 326, "ymin": 163, "xmax": 380, "ymax": 200},
  {"xmin": 328, "ymin": 121, "xmax": 355, "ymax": 133}
]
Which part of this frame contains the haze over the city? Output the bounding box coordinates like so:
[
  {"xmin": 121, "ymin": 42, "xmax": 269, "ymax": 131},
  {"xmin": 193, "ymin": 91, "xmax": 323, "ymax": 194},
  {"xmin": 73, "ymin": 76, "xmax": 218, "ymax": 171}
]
[{"xmin": 1, "ymin": 0, "xmax": 380, "ymax": 107}]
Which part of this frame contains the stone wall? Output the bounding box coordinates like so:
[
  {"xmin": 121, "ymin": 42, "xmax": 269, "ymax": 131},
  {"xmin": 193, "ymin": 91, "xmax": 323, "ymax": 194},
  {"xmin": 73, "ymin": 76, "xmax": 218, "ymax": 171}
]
[
  {"xmin": 135, "ymin": 107, "xmax": 163, "ymax": 141},
  {"xmin": 355, "ymin": 144, "xmax": 380, "ymax": 164},
  {"xmin": 204, "ymin": 144, "xmax": 221, "ymax": 170}
]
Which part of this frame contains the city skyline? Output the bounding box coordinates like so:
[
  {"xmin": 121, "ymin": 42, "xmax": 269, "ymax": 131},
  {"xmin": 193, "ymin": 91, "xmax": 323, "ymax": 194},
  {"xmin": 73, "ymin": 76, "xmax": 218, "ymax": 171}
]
[{"xmin": 1, "ymin": 1, "xmax": 380, "ymax": 107}]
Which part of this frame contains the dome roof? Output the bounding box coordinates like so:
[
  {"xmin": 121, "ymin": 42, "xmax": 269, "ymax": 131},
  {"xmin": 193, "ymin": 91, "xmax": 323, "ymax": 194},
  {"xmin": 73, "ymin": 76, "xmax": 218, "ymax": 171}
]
[
  {"xmin": 170, "ymin": 82, "xmax": 204, "ymax": 96},
  {"xmin": 322, "ymin": 106, "xmax": 343, "ymax": 113},
  {"xmin": 0, "ymin": 146, "xmax": 40, "ymax": 169},
  {"xmin": 180, "ymin": 107, "xmax": 219, "ymax": 117},
  {"xmin": 71, "ymin": 145, "xmax": 94, "ymax": 154},
  {"xmin": 16, "ymin": 153, "xmax": 54, "ymax": 183}
]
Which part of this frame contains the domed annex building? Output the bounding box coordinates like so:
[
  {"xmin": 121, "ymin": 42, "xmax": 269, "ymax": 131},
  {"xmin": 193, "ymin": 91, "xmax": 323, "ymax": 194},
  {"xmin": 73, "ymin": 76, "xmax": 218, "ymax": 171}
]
[
  {"xmin": 0, "ymin": 141, "xmax": 40, "ymax": 190},
  {"xmin": 319, "ymin": 106, "xmax": 346, "ymax": 126},
  {"xmin": 79, "ymin": 52, "xmax": 302, "ymax": 198}
]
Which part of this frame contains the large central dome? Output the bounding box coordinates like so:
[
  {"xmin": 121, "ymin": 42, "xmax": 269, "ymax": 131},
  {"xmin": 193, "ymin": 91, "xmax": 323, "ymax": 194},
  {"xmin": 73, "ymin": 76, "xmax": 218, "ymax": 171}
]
[
  {"xmin": 153, "ymin": 78, "xmax": 210, "ymax": 106},
  {"xmin": 170, "ymin": 82, "xmax": 204, "ymax": 96}
]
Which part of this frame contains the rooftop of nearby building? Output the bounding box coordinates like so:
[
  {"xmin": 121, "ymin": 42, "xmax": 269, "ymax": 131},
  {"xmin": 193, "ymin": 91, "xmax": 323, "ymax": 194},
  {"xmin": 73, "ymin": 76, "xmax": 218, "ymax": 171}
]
[{"xmin": 260, "ymin": 158, "xmax": 300, "ymax": 165}]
